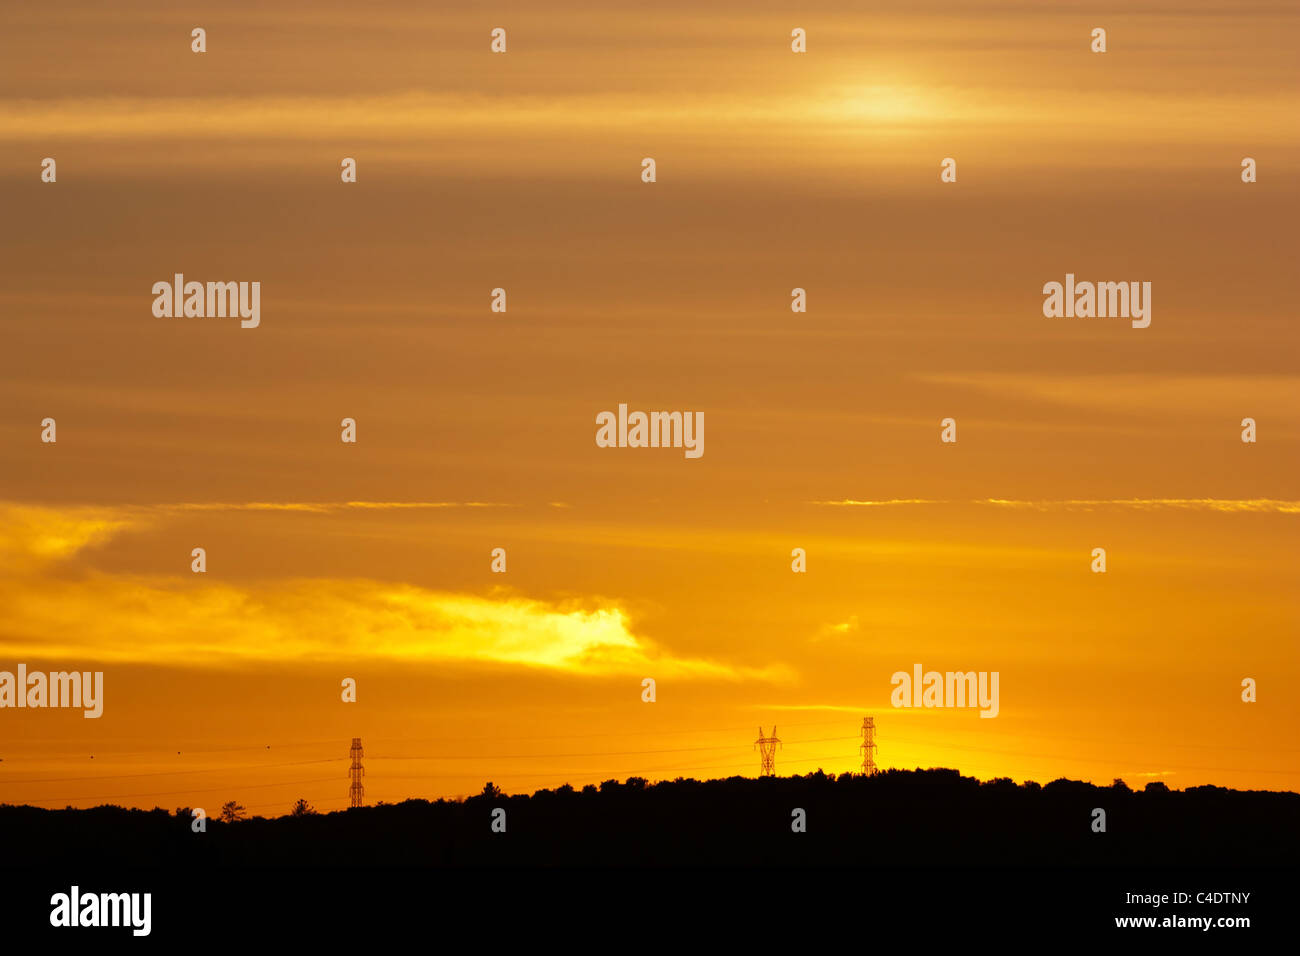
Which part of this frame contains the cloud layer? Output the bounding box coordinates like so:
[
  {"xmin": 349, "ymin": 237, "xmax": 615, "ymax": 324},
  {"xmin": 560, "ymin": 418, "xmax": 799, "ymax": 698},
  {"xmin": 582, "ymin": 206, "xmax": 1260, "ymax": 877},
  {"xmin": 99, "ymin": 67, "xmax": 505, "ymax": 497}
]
[{"xmin": 0, "ymin": 503, "xmax": 760, "ymax": 677}]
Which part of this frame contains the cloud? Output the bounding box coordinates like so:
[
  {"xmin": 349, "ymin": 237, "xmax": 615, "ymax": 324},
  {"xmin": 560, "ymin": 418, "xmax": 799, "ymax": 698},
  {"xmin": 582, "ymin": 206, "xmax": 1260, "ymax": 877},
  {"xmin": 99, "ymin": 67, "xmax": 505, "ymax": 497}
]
[
  {"xmin": 811, "ymin": 498, "xmax": 1300, "ymax": 513},
  {"xmin": 0, "ymin": 502, "xmax": 768, "ymax": 679},
  {"xmin": 162, "ymin": 501, "xmax": 511, "ymax": 513},
  {"xmin": 758, "ymin": 704, "xmax": 867, "ymax": 714},
  {"xmin": 813, "ymin": 616, "xmax": 861, "ymax": 642},
  {"xmin": 5, "ymin": 83, "xmax": 1289, "ymax": 154},
  {"xmin": 915, "ymin": 373, "xmax": 1300, "ymax": 421},
  {"xmin": 982, "ymin": 499, "xmax": 1300, "ymax": 514},
  {"xmin": 0, "ymin": 576, "xmax": 740, "ymax": 675},
  {"xmin": 811, "ymin": 499, "xmax": 945, "ymax": 507},
  {"xmin": 0, "ymin": 504, "xmax": 144, "ymax": 570},
  {"xmin": 0, "ymin": 502, "xmax": 512, "ymax": 559}
]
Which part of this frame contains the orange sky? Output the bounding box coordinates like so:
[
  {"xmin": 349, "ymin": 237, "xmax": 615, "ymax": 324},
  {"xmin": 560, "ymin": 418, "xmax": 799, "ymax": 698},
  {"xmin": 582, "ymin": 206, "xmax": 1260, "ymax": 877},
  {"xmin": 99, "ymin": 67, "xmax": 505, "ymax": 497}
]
[{"xmin": 1, "ymin": 0, "xmax": 1297, "ymax": 814}]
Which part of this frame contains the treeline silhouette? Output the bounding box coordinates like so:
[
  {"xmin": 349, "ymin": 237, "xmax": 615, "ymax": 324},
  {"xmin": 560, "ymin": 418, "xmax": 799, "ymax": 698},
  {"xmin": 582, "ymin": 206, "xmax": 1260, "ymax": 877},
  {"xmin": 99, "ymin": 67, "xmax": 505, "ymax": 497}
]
[{"xmin": 2, "ymin": 768, "xmax": 1296, "ymax": 866}]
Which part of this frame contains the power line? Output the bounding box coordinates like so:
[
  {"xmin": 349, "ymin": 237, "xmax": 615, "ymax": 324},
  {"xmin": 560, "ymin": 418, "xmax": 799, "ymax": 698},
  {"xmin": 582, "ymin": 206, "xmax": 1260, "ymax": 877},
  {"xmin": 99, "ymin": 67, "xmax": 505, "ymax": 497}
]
[
  {"xmin": 881, "ymin": 727, "xmax": 1300, "ymax": 775},
  {"xmin": 1, "ymin": 737, "xmax": 859, "ymax": 787},
  {"xmin": 1, "ymin": 716, "xmax": 869, "ymax": 762},
  {"xmin": 3, "ymin": 737, "xmax": 351, "ymax": 758},
  {"xmin": 23, "ymin": 775, "xmax": 344, "ymax": 806},
  {"xmin": 7, "ymin": 720, "xmax": 1295, "ymax": 810},
  {"xmin": 9, "ymin": 743, "xmax": 866, "ymax": 809},
  {"xmin": 11, "ymin": 758, "xmax": 814, "ymax": 811},
  {"xmin": 366, "ymin": 735, "xmax": 857, "ymax": 762},
  {"xmin": 6, "ymin": 715, "xmax": 1291, "ymax": 769},
  {"xmin": 0, "ymin": 757, "xmax": 345, "ymax": 785},
  {"xmin": 362, "ymin": 715, "xmax": 861, "ymax": 745}
]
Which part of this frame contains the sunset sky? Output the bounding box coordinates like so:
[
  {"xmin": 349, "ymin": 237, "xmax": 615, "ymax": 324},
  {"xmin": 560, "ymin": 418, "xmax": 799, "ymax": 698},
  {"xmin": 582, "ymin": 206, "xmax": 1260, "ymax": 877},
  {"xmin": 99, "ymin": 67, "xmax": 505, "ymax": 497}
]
[{"xmin": 1, "ymin": 0, "xmax": 1297, "ymax": 815}]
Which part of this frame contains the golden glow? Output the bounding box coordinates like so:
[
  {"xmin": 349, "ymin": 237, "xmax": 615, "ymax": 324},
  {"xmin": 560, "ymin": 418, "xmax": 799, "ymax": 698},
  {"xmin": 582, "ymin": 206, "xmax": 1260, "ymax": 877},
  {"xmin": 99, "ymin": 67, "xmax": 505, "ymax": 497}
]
[{"xmin": 0, "ymin": 0, "xmax": 1296, "ymax": 813}]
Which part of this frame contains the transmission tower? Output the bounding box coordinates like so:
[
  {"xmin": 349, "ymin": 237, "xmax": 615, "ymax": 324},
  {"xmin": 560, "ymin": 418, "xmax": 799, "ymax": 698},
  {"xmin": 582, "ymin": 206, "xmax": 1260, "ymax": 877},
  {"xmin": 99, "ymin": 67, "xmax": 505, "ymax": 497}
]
[
  {"xmin": 348, "ymin": 737, "xmax": 365, "ymax": 808},
  {"xmin": 754, "ymin": 726, "xmax": 782, "ymax": 776},
  {"xmin": 860, "ymin": 716, "xmax": 878, "ymax": 775}
]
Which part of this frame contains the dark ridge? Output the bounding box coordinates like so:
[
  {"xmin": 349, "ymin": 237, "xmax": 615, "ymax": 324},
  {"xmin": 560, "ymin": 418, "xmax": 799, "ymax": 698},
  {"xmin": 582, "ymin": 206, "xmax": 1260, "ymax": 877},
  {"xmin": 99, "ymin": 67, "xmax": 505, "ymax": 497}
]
[{"xmin": 2, "ymin": 768, "xmax": 1296, "ymax": 867}]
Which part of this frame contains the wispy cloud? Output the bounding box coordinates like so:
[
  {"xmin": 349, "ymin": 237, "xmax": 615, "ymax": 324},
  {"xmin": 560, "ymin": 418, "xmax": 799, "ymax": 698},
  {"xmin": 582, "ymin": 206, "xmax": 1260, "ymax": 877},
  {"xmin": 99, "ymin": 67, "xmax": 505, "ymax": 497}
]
[
  {"xmin": 0, "ymin": 502, "xmax": 515, "ymax": 569},
  {"xmin": 812, "ymin": 499, "xmax": 1300, "ymax": 513},
  {"xmin": 4, "ymin": 85, "xmax": 1290, "ymax": 153},
  {"xmin": 812, "ymin": 616, "xmax": 861, "ymax": 642},
  {"xmin": 983, "ymin": 499, "xmax": 1300, "ymax": 514},
  {"xmin": 811, "ymin": 499, "xmax": 946, "ymax": 507},
  {"xmin": 0, "ymin": 575, "xmax": 761, "ymax": 675},
  {"xmin": 0, "ymin": 505, "xmax": 143, "ymax": 570},
  {"xmin": 162, "ymin": 501, "xmax": 513, "ymax": 513},
  {"xmin": 915, "ymin": 374, "xmax": 1300, "ymax": 420},
  {"xmin": 0, "ymin": 503, "xmax": 774, "ymax": 679},
  {"xmin": 757, "ymin": 704, "xmax": 868, "ymax": 714}
]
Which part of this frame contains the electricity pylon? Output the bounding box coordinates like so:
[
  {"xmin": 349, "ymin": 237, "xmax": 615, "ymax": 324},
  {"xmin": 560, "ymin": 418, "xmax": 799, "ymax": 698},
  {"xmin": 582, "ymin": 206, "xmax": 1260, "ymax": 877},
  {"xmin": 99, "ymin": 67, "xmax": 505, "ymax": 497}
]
[
  {"xmin": 860, "ymin": 717, "xmax": 878, "ymax": 775},
  {"xmin": 754, "ymin": 726, "xmax": 782, "ymax": 776},
  {"xmin": 348, "ymin": 737, "xmax": 365, "ymax": 808}
]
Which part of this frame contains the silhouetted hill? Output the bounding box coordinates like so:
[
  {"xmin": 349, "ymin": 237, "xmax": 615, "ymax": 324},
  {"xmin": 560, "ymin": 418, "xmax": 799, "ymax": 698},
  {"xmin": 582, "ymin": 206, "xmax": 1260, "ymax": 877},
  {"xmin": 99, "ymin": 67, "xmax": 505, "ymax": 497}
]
[{"xmin": 2, "ymin": 768, "xmax": 1296, "ymax": 867}]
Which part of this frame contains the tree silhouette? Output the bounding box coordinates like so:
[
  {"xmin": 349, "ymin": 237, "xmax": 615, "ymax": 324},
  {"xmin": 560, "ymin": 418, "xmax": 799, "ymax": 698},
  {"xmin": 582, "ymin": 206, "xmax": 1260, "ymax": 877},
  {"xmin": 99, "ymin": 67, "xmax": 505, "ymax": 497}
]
[
  {"xmin": 0, "ymin": 769, "xmax": 1296, "ymax": 868},
  {"xmin": 290, "ymin": 798, "xmax": 316, "ymax": 817}
]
